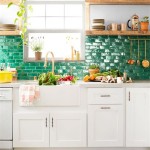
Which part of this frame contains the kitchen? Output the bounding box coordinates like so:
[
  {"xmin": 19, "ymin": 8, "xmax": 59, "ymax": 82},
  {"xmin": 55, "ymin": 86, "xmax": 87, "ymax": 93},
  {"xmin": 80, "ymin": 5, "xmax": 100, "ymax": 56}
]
[{"xmin": 0, "ymin": 0, "xmax": 150, "ymax": 150}]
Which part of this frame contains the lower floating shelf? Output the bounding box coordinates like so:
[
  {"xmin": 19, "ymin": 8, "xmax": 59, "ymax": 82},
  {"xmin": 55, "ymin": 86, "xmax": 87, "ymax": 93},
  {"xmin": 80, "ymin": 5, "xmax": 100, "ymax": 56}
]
[
  {"xmin": 86, "ymin": 30, "xmax": 150, "ymax": 36},
  {"xmin": 0, "ymin": 30, "xmax": 21, "ymax": 36}
]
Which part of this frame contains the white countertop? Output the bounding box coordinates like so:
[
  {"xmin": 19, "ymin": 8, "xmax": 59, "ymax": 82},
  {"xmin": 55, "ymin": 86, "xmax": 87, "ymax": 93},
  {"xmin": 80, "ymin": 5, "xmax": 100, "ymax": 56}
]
[{"xmin": 0, "ymin": 80, "xmax": 150, "ymax": 88}]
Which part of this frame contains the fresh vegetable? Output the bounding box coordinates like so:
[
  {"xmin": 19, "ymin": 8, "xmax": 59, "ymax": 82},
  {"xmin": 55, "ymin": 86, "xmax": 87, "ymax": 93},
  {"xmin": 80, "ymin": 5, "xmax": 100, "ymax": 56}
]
[
  {"xmin": 38, "ymin": 72, "xmax": 60, "ymax": 85},
  {"xmin": 58, "ymin": 75, "xmax": 76, "ymax": 84}
]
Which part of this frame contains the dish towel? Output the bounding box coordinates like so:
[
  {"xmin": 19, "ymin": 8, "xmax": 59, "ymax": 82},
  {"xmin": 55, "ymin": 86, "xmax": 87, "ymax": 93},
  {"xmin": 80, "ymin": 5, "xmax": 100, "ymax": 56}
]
[{"xmin": 19, "ymin": 84, "xmax": 40, "ymax": 106}]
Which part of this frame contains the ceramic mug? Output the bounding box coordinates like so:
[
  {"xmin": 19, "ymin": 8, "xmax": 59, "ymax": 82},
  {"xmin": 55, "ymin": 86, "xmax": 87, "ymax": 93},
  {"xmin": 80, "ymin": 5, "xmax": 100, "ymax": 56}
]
[
  {"xmin": 112, "ymin": 23, "xmax": 118, "ymax": 31},
  {"xmin": 107, "ymin": 23, "xmax": 120, "ymax": 31},
  {"xmin": 121, "ymin": 23, "xmax": 127, "ymax": 31},
  {"xmin": 117, "ymin": 77, "xmax": 123, "ymax": 83}
]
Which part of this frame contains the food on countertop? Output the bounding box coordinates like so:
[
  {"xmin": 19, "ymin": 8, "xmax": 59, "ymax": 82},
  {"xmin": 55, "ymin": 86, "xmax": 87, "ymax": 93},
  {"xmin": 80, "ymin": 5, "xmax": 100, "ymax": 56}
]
[
  {"xmin": 83, "ymin": 69, "xmax": 122, "ymax": 83},
  {"xmin": 38, "ymin": 72, "xmax": 61, "ymax": 85},
  {"xmin": 58, "ymin": 75, "xmax": 76, "ymax": 84},
  {"xmin": 83, "ymin": 75, "xmax": 90, "ymax": 82},
  {"xmin": 38, "ymin": 72, "xmax": 77, "ymax": 85}
]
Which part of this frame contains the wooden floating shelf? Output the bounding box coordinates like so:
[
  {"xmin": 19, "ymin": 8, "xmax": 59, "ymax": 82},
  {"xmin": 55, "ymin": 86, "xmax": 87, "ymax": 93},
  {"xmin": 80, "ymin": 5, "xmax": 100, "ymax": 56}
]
[
  {"xmin": 0, "ymin": 30, "xmax": 21, "ymax": 35},
  {"xmin": 0, "ymin": 0, "xmax": 20, "ymax": 5},
  {"xmin": 86, "ymin": 0, "xmax": 150, "ymax": 5},
  {"xmin": 86, "ymin": 30, "xmax": 150, "ymax": 36}
]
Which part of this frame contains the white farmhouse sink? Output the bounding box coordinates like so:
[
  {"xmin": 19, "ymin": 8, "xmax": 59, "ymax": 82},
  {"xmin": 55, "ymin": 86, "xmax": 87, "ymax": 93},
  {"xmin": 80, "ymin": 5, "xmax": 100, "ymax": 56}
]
[{"xmin": 36, "ymin": 85, "xmax": 80, "ymax": 106}]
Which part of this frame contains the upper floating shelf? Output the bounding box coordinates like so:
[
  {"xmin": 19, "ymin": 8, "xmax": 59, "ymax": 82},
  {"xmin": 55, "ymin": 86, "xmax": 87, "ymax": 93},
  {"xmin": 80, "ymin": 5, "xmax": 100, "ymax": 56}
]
[
  {"xmin": 86, "ymin": 30, "xmax": 150, "ymax": 36},
  {"xmin": 85, "ymin": 0, "xmax": 150, "ymax": 5},
  {"xmin": 0, "ymin": 30, "xmax": 21, "ymax": 35},
  {"xmin": 0, "ymin": 0, "xmax": 19, "ymax": 5}
]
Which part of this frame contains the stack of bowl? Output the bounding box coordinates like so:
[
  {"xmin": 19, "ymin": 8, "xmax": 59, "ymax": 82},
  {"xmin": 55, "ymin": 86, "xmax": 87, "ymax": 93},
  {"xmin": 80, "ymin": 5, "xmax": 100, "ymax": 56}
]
[
  {"xmin": 0, "ymin": 24, "xmax": 17, "ymax": 31},
  {"xmin": 92, "ymin": 19, "xmax": 105, "ymax": 30}
]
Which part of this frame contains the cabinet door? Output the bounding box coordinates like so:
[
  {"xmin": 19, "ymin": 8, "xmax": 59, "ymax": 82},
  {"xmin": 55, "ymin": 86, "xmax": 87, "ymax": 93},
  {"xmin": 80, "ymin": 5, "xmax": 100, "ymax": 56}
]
[
  {"xmin": 13, "ymin": 113, "xmax": 49, "ymax": 147},
  {"xmin": 50, "ymin": 112, "xmax": 86, "ymax": 147},
  {"xmin": 88, "ymin": 105, "xmax": 123, "ymax": 147},
  {"xmin": 126, "ymin": 88, "xmax": 150, "ymax": 147}
]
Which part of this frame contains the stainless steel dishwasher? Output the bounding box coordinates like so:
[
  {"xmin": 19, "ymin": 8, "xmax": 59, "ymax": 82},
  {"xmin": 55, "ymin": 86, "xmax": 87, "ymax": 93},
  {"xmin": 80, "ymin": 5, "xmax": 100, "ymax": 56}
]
[{"xmin": 0, "ymin": 88, "xmax": 12, "ymax": 150}]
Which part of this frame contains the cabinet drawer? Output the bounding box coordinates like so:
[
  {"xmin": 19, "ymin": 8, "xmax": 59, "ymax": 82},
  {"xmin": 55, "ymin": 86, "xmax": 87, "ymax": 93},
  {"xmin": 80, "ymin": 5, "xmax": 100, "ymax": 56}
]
[
  {"xmin": 88, "ymin": 88, "xmax": 123, "ymax": 104},
  {"xmin": 0, "ymin": 88, "xmax": 12, "ymax": 100}
]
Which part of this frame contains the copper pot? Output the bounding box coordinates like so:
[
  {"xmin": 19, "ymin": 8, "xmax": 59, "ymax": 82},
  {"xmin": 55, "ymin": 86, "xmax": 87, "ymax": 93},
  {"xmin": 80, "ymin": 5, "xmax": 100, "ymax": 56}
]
[{"xmin": 142, "ymin": 40, "xmax": 149, "ymax": 68}]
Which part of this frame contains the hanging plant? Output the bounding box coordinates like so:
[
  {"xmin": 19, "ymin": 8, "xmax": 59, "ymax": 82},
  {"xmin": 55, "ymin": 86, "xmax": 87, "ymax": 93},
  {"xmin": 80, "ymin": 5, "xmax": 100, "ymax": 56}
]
[{"xmin": 8, "ymin": 0, "xmax": 32, "ymax": 45}]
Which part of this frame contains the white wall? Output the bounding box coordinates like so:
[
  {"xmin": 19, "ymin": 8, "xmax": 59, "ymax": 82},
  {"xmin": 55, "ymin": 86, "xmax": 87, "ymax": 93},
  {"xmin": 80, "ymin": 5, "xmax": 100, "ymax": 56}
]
[
  {"xmin": 0, "ymin": 5, "xmax": 18, "ymax": 24},
  {"xmin": 90, "ymin": 5, "xmax": 150, "ymax": 30}
]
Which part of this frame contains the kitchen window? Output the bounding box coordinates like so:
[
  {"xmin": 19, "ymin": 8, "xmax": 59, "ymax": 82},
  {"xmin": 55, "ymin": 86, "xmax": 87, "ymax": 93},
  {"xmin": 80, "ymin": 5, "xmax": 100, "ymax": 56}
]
[{"xmin": 24, "ymin": 1, "xmax": 85, "ymax": 61}]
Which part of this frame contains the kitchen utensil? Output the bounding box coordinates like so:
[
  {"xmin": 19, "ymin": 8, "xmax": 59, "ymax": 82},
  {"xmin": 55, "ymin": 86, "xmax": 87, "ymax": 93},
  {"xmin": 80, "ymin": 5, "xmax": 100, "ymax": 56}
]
[
  {"xmin": 137, "ymin": 40, "xmax": 140, "ymax": 65},
  {"xmin": 128, "ymin": 40, "xmax": 135, "ymax": 65},
  {"xmin": 142, "ymin": 40, "xmax": 149, "ymax": 68}
]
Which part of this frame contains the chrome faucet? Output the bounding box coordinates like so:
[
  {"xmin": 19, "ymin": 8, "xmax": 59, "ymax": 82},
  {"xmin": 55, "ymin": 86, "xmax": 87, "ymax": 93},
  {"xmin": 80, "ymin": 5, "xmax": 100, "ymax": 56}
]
[{"xmin": 44, "ymin": 51, "xmax": 55, "ymax": 74}]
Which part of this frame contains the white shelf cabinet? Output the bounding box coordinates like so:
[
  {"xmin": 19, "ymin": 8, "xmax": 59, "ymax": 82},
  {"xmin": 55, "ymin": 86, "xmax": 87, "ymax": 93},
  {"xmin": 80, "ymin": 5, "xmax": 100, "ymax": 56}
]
[
  {"xmin": 126, "ymin": 88, "xmax": 150, "ymax": 147},
  {"xmin": 13, "ymin": 112, "xmax": 86, "ymax": 148}
]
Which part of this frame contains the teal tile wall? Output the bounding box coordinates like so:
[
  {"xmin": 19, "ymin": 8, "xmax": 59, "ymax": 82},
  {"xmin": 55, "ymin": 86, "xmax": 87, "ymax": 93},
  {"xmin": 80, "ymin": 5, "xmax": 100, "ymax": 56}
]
[
  {"xmin": 0, "ymin": 36, "xmax": 86, "ymax": 80},
  {"xmin": 0, "ymin": 35, "xmax": 150, "ymax": 80},
  {"xmin": 85, "ymin": 35, "xmax": 150, "ymax": 80}
]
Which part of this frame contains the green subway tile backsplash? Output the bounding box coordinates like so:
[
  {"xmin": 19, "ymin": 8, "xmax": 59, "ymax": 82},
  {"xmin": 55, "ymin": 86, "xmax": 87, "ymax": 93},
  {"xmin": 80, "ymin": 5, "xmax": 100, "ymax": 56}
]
[{"xmin": 0, "ymin": 35, "xmax": 150, "ymax": 80}]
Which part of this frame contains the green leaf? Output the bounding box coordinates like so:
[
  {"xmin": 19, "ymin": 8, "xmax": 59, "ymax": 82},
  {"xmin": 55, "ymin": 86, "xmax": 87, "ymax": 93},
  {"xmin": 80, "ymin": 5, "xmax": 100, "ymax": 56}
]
[
  {"xmin": 8, "ymin": 2, "xmax": 13, "ymax": 8},
  {"xmin": 14, "ymin": 18, "xmax": 18, "ymax": 24}
]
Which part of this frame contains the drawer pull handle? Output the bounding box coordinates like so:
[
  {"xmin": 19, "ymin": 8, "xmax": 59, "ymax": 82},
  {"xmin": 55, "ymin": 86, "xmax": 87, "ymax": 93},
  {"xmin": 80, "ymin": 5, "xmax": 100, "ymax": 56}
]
[
  {"xmin": 101, "ymin": 107, "xmax": 111, "ymax": 109},
  {"xmin": 100, "ymin": 95, "xmax": 111, "ymax": 97},
  {"xmin": 45, "ymin": 118, "xmax": 47, "ymax": 127}
]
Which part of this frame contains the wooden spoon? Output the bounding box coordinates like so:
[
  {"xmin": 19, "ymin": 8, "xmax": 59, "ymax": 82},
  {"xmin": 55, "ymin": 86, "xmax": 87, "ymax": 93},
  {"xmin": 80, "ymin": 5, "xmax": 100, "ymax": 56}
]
[
  {"xmin": 142, "ymin": 40, "xmax": 149, "ymax": 68},
  {"xmin": 137, "ymin": 40, "xmax": 140, "ymax": 65}
]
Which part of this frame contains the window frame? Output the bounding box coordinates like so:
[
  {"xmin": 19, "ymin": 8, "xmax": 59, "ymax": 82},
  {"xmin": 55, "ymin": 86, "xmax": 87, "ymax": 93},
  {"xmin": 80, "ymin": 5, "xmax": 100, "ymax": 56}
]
[{"xmin": 24, "ymin": 1, "xmax": 85, "ymax": 62}]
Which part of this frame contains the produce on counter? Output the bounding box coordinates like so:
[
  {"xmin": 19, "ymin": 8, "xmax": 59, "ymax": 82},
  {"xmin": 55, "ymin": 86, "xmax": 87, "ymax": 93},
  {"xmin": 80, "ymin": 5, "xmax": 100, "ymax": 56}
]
[
  {"xmin": 58, "ymin": 75, "xmax": 76, "ymax": 84},
  {"xmin": 38, "ymin": 72, "xmax": 61, "ymax": 85},
  {"xmin": 83, "ymin": 69, "xmax": 121, "ymax": 83},
  {"xmin": 38, "ymin": 72, "xmax": 76, "ymax": 85}
]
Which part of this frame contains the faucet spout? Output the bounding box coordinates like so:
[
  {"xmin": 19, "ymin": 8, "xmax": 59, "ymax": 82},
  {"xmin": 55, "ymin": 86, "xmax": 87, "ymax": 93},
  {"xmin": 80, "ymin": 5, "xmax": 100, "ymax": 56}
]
[{"xmin": 44, "ymin": 51, "xmax": 55, "ymax": 74}]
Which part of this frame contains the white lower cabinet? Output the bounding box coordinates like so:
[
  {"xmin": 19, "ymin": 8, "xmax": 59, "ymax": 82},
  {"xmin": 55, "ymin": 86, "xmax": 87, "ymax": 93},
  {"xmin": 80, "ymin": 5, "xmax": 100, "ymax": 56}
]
[
  {"xmin": 126, "ymin": 88, "xmax": 150, "ymax": 147},
  {"xmin": 88, "ymin": 105, "xmax": 123, "ymax": 147},
  {"xmin": 50, "ymin": 113, "xmax": 86, "ymax": 147},
  {"xmin": 13, "ymin": 113, "xmax": 49, "ymax": 147},
  {"xmin": 13, "ymin": 112, "xmax": 86, "ymax": 148}
]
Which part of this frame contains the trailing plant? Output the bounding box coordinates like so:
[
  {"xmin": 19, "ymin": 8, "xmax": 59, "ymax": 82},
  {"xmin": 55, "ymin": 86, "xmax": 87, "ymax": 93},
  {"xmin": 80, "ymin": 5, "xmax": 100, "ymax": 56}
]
[{"xmin": 8, "ymin": 0, "xmax": 32, "ymax": 45}]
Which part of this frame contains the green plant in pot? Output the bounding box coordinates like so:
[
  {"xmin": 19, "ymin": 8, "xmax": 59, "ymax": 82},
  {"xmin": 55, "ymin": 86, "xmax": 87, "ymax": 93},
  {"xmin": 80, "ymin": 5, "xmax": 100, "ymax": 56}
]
[
  {"xmin": 88, "ymin": 64, "xmax": 100, "ymax": 75},
  {"xmin": 30, "ymin": 38, "xmax": 44, "ymax": 60},
  {"xmin": 140, "ymin": 16, "xmax": 149, "ymax": 31}
]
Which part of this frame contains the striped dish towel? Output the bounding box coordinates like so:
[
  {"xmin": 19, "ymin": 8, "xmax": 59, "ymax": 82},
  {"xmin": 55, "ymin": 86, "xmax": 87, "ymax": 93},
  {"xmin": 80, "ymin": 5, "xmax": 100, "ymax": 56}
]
[{"xmin": 19, "ymin": 85, "xmax": 40, "ymax": 106}]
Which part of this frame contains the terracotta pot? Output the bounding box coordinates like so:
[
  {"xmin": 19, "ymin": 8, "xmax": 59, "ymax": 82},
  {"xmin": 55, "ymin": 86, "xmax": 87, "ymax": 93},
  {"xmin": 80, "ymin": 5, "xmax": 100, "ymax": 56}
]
[
  {"xmin": 35, "ymin": 52, "xmax": 42, "ymax": 60},
  {"xmin": 140, "ymin": 22, "xmax": 149, "ymax": 31},
  {"xmin": 88, "ymin": 69, "xmax": 100, "ymax": 75}
]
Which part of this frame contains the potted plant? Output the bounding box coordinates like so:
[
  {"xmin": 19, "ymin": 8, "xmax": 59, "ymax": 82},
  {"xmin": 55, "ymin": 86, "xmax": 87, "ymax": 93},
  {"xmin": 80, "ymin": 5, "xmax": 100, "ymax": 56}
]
[
  {"xmin": 88, "ymin": 64, "xmax": 100, "ymax": 75},
  {"xmin": 140, "ymin": 16, "xmax": 149, "ymax": 31},
  {"xmin": 30, "ymin": 38, "xmax": 44, "ymax": 60}
]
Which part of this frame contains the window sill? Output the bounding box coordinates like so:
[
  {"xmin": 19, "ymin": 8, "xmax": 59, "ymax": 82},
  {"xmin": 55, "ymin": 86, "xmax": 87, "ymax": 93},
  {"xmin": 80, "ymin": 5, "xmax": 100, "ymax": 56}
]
[{"xmin": 24, "ymin": 59, "xmax": 85, "ymax": 63}]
